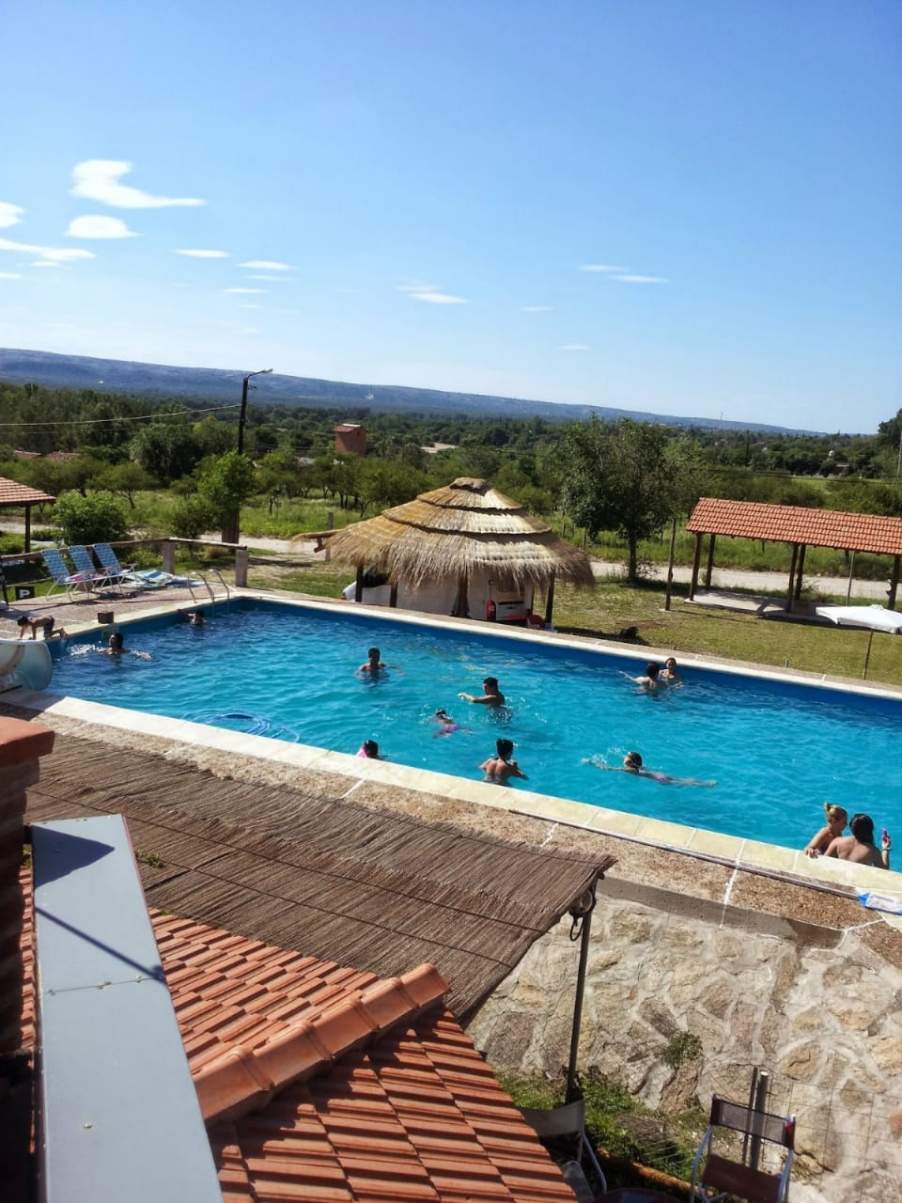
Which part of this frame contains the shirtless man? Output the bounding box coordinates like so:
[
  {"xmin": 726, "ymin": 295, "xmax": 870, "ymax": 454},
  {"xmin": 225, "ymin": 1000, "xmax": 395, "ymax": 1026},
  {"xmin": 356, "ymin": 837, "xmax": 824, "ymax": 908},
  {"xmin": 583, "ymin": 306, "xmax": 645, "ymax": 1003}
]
[
  {"xmin": 825, "ymin": 813, "xmax": 891, "ymax": 870},
  {"xmin": 358, "ymin": 647, "xmax": 387, "ymax": 675},
  {"xmin": 480, "ymin": 738, "xmax": 527, "ymax": 784},
  {"xmin": 459, "ymin": 676, "xmax": 505, "ymax": 707},
  {"xmin": 104, "ymin": 632, "xmax": 151, "ymax": 661}
]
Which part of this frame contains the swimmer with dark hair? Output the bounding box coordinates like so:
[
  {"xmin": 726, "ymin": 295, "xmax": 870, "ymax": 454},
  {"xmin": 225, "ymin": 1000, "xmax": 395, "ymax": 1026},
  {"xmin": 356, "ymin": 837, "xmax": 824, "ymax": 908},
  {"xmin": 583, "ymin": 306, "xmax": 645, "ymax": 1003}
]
[
  {"xmin": 358, "ymin": 647, "xmax": 386, "ymax": 675},
  {"xmin": 587, "ymin": 750, "xmax": 715, "ymax": 788},
  {"xmin": 630, "ymin": 662, "xmax": 666, "ymax": 692},
  {"xmin": 825, "ymin": 813, "xmax": 890, "ymax": 870},
  {"xmin": 357, "ymin": 739, "xmax": 381, "ymax": 759},
  {"xmin": 434, "ymin": 709, "xmax": 462, "ymax": 736},
  {"xmin": 480, "ymin": 738, "xmax": 527, "ymax": 783},
  {"xmin": 459, "ymin": 676, "xmax": 505, "ymax": 707},
  {"xmin": 103, "ymin": 632, "xmax": 151, "ymax": 660},
  {"xmin": 661, "ymin": 657, "xmax": 681, "ymax": 685}
]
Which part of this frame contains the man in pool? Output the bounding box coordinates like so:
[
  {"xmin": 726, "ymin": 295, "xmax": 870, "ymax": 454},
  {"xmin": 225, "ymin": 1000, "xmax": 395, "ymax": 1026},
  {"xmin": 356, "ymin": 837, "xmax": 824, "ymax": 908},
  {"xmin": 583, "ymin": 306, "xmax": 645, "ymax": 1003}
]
[
  {"xmin": 104, "ymin": 632, "xmax": 151, "ymax": 660},
  {"xmin": 186, "ymin": 610, "xmax": 205, "ymax": 627},
  {"xmin": 591, "ymin": 751, "xmax": 715, "ymax": 787},
  {"xmin": 631, "ymin": 662, "xmax": 666, "ymax": 691},
  {"xmin": 480, "ymin": 738, "xmax": 527, "ymax": 783},
  {"xmin": 358, "ymin": 647, "xmax": 387, "ymax": 675},
  {"xmin": 459, "ymin": 676, "xmax": 505, "ymax": 707},
  {"xmin": 825, "ymin": 813, "xmax": 891, "ymax": 870}
]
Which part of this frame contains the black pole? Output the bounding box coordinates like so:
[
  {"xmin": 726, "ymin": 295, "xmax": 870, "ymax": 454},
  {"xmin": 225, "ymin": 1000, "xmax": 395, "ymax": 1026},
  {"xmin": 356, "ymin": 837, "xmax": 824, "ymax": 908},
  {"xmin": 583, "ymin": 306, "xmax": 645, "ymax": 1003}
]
[
  {"xmin": 565, "ymin": 874, "xmax": 599, "ymax": 1104},
  {"xmin": 237, "ymin": 375, "xmax": 251, "ymax": 454}
]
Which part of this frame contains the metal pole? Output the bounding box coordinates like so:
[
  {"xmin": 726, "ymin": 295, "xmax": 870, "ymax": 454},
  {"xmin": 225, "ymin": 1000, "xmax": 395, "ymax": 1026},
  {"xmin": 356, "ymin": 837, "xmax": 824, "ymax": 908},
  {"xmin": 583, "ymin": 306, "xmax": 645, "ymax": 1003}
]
[
  {"xmin": 664, "ymin": 516, "xmax": 678, "ymax": 611},
  {"xmin": 237, "ymin": 376, "xmax": 250, "ymax": 454},
  {"xmin": 742, "ymin": 1067, "xmax": 760, "ymax": 1165},
  {"xmin": 748, "ymin": 1071, "xmax": 769, "ymax": 1172},
  {"xmin": 565, "ymin": 874, "xmax": 598, "ymax": 1104}
]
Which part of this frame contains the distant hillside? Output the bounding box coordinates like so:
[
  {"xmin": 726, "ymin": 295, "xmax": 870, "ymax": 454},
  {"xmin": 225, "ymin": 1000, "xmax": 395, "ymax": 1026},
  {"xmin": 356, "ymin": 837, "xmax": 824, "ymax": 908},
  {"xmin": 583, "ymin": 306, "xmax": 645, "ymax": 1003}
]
[{"xmin": 0, "ymin": 347, "xmax": 816, "ymax": 434}]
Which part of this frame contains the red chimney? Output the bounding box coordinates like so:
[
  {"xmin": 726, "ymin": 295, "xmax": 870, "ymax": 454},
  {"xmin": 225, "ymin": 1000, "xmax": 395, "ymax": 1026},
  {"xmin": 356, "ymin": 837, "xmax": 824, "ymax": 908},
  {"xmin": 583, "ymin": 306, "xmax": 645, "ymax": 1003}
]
[{"xmin": 334, "ymin": 423, "xmax": 367, "ymax": 456}]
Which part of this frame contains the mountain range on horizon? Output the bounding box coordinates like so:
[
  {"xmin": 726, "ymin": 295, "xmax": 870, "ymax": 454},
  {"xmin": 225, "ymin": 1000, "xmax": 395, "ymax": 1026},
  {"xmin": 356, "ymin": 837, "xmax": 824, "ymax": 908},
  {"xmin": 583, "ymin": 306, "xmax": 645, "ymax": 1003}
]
[{"xmin": 0, "ymin": 347, "xmax": 821, "ymax": 435}]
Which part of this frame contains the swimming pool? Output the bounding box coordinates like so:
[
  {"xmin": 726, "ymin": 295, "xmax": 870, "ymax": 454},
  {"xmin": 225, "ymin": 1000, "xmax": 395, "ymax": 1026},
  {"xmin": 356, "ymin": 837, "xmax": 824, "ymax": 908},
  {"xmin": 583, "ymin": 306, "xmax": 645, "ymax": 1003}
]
[{"xmin": 47, "ymin": 598, "xmax": 902, "ymax": 852}]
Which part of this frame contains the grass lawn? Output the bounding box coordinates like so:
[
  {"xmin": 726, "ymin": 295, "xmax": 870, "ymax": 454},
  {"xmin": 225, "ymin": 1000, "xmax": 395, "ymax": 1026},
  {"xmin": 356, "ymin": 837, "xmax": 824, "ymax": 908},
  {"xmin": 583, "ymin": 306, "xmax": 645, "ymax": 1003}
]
[{"xmin": 248, "ymin": 560, "xmax": 902, "ymax": 688}]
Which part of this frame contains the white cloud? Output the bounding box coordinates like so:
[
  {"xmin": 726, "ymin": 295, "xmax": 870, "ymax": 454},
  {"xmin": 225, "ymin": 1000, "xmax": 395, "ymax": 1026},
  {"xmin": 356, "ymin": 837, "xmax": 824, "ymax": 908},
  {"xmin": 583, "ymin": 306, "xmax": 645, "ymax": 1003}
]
[
  {"xmin": 0, "ymin": 202, "xmax": 24, "ymax": 229},
  {"xmin": 0, "ymin": 236, "xmax": 94, "ymax": 262},
  {"xmin": 397, "ymin": 281, "xmax": 467, "ymax": 304},
  {"xmin": 522, "ymin": 305, "xmax": 553, "ymax": 313},
  {"xmin": 66, "ymin": 214, "xmax": 138, "ymax": 239},
  {"xmin": 579, "ymin": 263, "xmax": 625, "ymax": 272},
  {"xmin": 560, "ymin": 343, "xmax": 590, "ymax": 351},
  {"xmin": 0, "ymin": 271, "xmax": 22, "ymax": 279},
  {"xmin": 225, "ymin": 287, "xmax": 265, "ymax": 294},
  {"xmin": 248, "ymin": 274, "xmax": 288, "ymax": 281},
  {"xmin": 175, "ymin": 248, "xmax": 230, "ymax": 259},
  {"xmin": 239, "ymin": 259, "xmax": 294, "ymax": 271},
  {"xmin": 614, "ymin": 274, "xmax": 668, "ymax": 284},
  {"xmin": 72, "ymin": 160, "xmax": 205, "ymax": 208}
]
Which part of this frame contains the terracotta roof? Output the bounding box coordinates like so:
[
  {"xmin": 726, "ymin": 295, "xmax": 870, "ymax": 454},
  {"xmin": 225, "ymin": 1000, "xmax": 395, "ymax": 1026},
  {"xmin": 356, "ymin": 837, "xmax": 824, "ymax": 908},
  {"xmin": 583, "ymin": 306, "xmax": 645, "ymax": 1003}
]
[
  {"xmin": 687, "ymin": 497, "xmax": 902, "ymax": 557},
  {"xmin": 0, "ymin": 475, "xmax": 55, "ymax": 507},
  {"xmin": 15, "ymin": 869, "xmax": 575, "ymax": 1203}
]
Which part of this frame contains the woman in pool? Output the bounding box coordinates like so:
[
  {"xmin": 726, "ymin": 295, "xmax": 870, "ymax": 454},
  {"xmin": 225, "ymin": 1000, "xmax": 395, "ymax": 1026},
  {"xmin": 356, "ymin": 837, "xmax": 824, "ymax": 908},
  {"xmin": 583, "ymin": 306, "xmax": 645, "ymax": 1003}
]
[
  {"xmin": 480, "ymin": 738, "xmax": 527, "ymax": 784},
  {"xmin": 661, "ymin": 657, "xmax": 681, "ymax": 685},
  {"xmin": 357, "ymin": 739, "xmax": 381, "ymax": 759},
  {"xmin": 433, "ymin": 709, "xmax": 461, "ymax": 736},
  {"xmin": 804, "ymin": 803, "xmax": 848, "ymax": 858},
  {"xmin": 588, "ymin": 751, "xmax": 715, "ymax": 787}
]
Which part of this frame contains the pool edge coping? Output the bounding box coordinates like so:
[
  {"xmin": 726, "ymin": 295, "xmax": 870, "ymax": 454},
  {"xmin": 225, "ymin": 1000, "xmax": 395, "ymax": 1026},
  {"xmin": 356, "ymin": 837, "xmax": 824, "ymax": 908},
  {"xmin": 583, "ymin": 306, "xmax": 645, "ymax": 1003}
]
[{"xmin": 10, "ymin": 586, "xmax": 902, "ymax": 896}]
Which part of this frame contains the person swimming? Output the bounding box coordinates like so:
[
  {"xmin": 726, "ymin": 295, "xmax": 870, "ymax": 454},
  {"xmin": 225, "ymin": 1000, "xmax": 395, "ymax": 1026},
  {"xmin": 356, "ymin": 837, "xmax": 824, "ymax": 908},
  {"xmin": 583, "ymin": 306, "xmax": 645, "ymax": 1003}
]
[
  {"xmin": 661, "ymin": 657, "xmax": 681, "ymax": 685},
  {"xmin": 357, "ymin": 739, "xmax": 381, "ymax": 759},
  {"xmin": 589, "ymin": 750, "xmax": 715, "ymax": 787},
  {"xmin": 804, "ymin": 803, "xmax": 848, "ymax": 858},
  {"xmin": 358, "ymin": 647, "xmax": 387, "ymax": 676},
  {"xmin": 630, "ymin": 662, "xmax": 666, "ymax": 692},
  {"xmin": 186, "ymin": 609, "xmax": 205, "ymax": 627},
  {"xmin": 480, "ymin": 738, "xmax": 527, "ymax": 784},
  {"xmin": 459, "ymin": 676, "xmax": 505, "ymax": 707},
  {"xmin": 825, "ymin": 813, "xmax": 891, "ymax": 870},
  {"xmin": 434, "ymin": 709, "xmax": 462, "ymax": 735},
  {"xmin": 103, "ymin": 632, "xmax": 151, "ymax": 660}
]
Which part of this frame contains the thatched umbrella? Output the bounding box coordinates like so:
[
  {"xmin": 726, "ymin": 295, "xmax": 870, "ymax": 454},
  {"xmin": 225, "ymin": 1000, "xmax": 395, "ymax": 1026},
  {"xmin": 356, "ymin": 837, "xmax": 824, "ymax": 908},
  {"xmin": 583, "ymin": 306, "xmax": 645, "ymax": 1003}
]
[{"xmin": 319, "ymin": 477, "xmax": 593, "ymax": 624}]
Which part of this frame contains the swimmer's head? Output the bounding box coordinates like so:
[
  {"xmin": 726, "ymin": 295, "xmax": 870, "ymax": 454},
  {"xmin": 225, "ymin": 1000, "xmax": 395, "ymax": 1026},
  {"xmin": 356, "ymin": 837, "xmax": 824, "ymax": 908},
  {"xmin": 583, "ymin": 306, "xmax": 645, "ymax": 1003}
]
[
  {"xmin": 435, "ymin": 709, "xmax": 450, "ymax": 720},
  {"xmin": 624, "ymin": 751, "xmax": 643, "ymax": 769},
  {"xmin": 665, "ymin": 657, "xmax": 678, "ymax": 671},
  {"xmin": 361, "ymin": 739, "xmax": 379, "ymax": 758},
  {"xmin": 646, "ymin": 662, "xmax": 660, "ymax": 678},
  {"xmin": 367, "ymin": 647, "xmax": 380, "ymax": 661},
  {"xmin": 824, "ymin": 803, "xmax": 848, "ymax": 829},
  {"xmin": 484, "ymin": 676, "xmax": 499, "ymax": 691},
  {"xmin": 850, "ymin": 813, "xmax": 875, "ymax": 843},
  {"xmin": 108, "ymin": 632, "xmax": 124, "ymax": 650},
  {"xmin": 496, "ymin": 738, "xmax": 514, "ymax": 761}
]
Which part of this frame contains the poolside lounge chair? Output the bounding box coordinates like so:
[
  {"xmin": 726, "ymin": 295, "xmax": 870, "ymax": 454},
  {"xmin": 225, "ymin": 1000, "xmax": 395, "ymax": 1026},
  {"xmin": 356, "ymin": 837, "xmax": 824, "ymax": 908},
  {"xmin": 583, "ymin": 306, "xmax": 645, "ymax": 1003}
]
[
  {"xmin": 41, "ymin": 548, "xmax": 97, "ymax": 600},
  {"xmin": 69, "ymin": 545, "xmax": 121, "ymax": 595},
  {"xmin": 690, "ymin": 1095, "xmax": 795, "ymax": 1202}
]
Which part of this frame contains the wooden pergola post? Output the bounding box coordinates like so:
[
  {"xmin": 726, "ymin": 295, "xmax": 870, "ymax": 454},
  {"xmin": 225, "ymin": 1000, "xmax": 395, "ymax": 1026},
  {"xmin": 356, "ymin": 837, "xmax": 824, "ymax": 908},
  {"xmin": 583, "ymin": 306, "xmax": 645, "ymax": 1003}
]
[
  {"xmin": 354, "ymin": 565, "xmax": 364, "ymax": 603},
  {"xmin": 846, "ymin": 551, "xmax": 856, "ymax": 604},
  {"xmin": 388, "ymin": 582, "xmax": 398, "ymax": 608},
  {"xmin": 544, "ymin": 574, "xmax": 556, "ymax": 628},
  {"xmin": 786, "ymin": 543, "xmax": 799, "ymax": 612},
  {"xmin": 889, "ymin": 555, "xmax": 900, "ymax": 611},
  {"xmin": 688, "ymin": 532, "xmax": 703, "ymax": 601},
  {"xmin": 704, "ymin": 533, "xmax": 716, "ymax": 588},
  {"xmin": 23, "ymin": 505, "xmax": 31, "ymax": 554},
  {"xmin": 793, "ymin": 544, "xmax": 807, "ymax": 601},
  {"xmin": 664, "ymin": 516, "xmax": 678, "ymax": 611}
]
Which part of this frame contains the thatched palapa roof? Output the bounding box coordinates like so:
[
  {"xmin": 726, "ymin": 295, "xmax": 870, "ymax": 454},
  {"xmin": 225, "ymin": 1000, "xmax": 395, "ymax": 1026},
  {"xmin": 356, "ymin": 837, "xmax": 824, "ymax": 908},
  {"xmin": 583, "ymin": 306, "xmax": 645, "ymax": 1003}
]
[{"xmin": 320, "ymin": 477, "xmax": 594, "ymax": 588}]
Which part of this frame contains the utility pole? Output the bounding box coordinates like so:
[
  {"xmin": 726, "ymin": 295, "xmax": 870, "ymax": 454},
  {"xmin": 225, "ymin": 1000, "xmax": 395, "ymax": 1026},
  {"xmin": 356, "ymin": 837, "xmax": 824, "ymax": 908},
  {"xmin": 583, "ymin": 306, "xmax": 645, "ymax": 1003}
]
[
  {"xmin": 237, "ymin": 368, "xmax": 273, "ymax": 455},
  {"xmin": 897, "ymin": 428, "xmax": 902, "ymax": 478}
]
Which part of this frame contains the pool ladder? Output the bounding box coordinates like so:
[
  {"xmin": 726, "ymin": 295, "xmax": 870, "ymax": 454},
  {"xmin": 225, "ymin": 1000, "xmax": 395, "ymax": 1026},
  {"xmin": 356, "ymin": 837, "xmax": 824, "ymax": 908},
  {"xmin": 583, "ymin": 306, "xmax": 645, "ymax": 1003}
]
[{"xmin": 187, "ymin": 568, "xmax": 232, "ymax": 609}]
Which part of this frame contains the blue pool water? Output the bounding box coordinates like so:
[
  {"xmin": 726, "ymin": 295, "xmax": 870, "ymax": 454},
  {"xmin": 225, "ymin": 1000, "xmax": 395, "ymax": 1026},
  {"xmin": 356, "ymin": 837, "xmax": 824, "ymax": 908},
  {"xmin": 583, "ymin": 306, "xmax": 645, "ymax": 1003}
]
[{"xmin": 49, "ymin": 599, "xmax": 902, "ymax": 851}]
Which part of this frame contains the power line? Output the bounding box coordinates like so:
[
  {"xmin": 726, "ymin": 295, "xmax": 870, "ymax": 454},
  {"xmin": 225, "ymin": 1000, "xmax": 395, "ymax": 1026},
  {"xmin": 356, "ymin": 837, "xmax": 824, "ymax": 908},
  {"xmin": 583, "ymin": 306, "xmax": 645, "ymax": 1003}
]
[{"xmin": 0, "ymin": 403, "xmax": 241, "ymax": 429}]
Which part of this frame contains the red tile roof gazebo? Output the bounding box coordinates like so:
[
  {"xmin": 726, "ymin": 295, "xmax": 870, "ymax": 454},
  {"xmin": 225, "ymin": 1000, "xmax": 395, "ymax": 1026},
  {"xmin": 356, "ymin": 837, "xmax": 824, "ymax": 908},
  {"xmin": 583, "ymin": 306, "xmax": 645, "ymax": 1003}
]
[
  {"xmin": 685, "ymin": 497, "xmax": 902, "ymax": 612},
  {"xmin": 0, "ymin": 475, "xmax": 55, "ymax": 552}
]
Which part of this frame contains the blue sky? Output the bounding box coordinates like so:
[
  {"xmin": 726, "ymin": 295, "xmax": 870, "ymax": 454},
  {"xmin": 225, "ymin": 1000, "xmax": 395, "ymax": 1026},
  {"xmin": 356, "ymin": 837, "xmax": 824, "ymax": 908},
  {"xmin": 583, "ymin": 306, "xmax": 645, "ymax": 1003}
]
[{"xmin": 1, "ymin": 1, "xmax": 899, "ymax": 432}]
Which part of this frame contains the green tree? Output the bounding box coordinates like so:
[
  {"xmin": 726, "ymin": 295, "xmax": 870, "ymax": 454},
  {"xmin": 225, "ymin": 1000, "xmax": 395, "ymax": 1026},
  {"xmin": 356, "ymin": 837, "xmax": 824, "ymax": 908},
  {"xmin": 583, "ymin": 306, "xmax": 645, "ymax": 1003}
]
[
  {"xmin": 196, "ymin": 451, "xmax": 257, "ymax": 541},
  {"xmin": 53, "ymin": 491, "xmax": 129, "ymax": 546},
  {"xmin": 97, "ymin": 461, "xmax": 155, "ymax": 508},
  {"xmin": 131, "ymin": 423, "xmax": 203, "ymax": 484},
  {"xmin": 170, "ymin": 495, "xmax": 215, "ymax": 539},
  {"xmin": 560, "ymin": 420, "xmax": 687, "ymax": 581},
  {"xmin": 360, "ymin": 459, "xmax": 426, "ymax": 512}
]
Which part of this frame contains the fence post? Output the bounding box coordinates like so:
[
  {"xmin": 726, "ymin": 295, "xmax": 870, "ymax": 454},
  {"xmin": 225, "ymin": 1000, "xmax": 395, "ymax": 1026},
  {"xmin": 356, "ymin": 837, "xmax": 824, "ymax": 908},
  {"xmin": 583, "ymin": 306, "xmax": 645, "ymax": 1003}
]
[
  {"xmin": 161, "ymin": 539, "xmax": 175, "ymax": 574},
  {"xmin": 235, "ymin": 546, "xmax": 249, "ymax": 588},
  {"xmin": 324, "ymin": 511, "xmax": 334, "ymax": 563}
]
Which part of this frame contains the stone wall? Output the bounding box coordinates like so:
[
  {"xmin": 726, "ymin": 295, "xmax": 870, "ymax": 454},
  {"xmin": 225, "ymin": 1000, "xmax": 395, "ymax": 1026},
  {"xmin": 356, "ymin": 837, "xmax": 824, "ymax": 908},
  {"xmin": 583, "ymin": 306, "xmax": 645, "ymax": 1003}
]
[{"xmin": 468, "ymin": 877, "xmax": 902, "ymax": 1203}]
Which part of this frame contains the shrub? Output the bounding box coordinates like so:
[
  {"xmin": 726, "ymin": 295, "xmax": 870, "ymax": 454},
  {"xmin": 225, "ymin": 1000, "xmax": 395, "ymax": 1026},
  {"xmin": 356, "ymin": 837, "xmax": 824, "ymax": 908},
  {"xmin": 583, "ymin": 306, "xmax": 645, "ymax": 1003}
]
[
  {"xmin": 170, "ymin": 495, "xmax": 215, "ymax": 540},
  {"xmin": 52, "ymin": 491, "xmax": 129, "ymax": 546}
]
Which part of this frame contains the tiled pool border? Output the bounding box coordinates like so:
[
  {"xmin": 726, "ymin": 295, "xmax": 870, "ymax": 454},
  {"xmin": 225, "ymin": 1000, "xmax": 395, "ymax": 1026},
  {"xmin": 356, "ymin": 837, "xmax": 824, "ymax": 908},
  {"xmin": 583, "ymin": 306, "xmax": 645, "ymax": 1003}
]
[{"xmin": 9, "ymin": 587, "xmax": 902, "ymax": 894}]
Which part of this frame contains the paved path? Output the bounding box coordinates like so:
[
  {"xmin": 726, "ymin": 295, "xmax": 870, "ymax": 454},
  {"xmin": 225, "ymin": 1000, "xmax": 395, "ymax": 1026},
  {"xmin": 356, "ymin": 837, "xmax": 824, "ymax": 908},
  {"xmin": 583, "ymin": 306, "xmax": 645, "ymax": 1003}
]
[{"xmin": 590, "ymin": 558, "xmax": 890, "ymax": 601}]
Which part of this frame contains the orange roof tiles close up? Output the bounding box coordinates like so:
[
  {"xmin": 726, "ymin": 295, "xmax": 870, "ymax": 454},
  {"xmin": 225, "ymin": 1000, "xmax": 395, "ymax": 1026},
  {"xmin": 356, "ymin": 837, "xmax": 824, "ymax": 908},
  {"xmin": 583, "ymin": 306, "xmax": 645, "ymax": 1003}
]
[
  {"xmin": 15, "ymin": 871, "xmax": 576, "ymax": 1203},
  {"xmin": 687, "ymin": 497, "xmax": 902, "ymax": 558},
  {"xmin": 0, "ymin": 475, "xmax": 56, "ymax": 507}
]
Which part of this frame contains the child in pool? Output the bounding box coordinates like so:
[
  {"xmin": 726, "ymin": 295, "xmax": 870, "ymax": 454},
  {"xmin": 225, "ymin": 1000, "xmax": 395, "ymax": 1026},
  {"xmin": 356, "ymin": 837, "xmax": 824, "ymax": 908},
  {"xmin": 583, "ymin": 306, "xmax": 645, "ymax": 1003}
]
[
  {"xmin": 804, "ymin": 803, "xmax": 848, "ymax": 857},
  {"xmin": 433, "ymin": 709, "xmax": 461, "ymax": 736},
  {"xmin": 357, "ymin": 739, "xmax": 381, "ymax": 759}
]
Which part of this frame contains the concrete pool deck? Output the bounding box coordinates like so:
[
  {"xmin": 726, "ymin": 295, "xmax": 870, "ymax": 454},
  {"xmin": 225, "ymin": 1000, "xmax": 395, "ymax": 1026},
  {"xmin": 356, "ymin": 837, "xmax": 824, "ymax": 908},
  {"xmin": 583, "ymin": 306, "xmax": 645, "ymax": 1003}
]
[{"xmin": 5, "ymin": 585, "xmax": 901, "ymax": 895}]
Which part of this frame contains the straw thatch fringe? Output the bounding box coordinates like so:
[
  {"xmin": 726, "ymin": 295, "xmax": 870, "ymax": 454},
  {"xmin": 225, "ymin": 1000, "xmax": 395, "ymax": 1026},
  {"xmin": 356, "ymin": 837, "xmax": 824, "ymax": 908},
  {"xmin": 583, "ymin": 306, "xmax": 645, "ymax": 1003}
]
[
  {"xmin": 322, "ymin": 478, "xmax": 594, "ymax": 588},
  {"xmin": 28, "ymin": 732, "xmax": 612, "ymax": 1017}
]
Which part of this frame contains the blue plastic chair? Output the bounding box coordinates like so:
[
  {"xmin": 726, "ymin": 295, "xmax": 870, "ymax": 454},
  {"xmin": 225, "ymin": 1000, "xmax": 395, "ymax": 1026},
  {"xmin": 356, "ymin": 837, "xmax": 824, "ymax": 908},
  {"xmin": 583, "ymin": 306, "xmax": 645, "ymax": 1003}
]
[{"xmin": 41, "ymin": 547, "xmax": 96, "ymax": 599}]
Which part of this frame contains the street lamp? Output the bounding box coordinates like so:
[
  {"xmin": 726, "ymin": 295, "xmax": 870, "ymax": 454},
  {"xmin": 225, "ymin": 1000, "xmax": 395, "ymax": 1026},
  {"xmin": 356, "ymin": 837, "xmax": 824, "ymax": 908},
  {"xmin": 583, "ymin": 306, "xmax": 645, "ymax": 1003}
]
[{"xmin": 237, "ymin": 368, "xmax": 273, "ymax": 454}]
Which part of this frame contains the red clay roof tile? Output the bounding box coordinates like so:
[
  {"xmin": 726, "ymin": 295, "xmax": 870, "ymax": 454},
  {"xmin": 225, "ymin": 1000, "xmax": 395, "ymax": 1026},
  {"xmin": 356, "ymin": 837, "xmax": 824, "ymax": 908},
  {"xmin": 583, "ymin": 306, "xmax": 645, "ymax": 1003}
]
[
  {"xmin": 0, "ymin": 476, "xmax": 55, "ymax": 507},
  {"xmin": 687, "ymin": 497, "xmax": 902, "ymax": 557}
]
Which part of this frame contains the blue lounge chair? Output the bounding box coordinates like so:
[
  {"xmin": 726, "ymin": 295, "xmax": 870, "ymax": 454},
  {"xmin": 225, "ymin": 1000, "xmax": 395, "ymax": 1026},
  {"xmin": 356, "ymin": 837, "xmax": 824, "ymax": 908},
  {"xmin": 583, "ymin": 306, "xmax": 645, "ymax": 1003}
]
[
  {"xmin": 41, "ymin": 548, "xmax": 96, "ymax": 600},
  {"xmin": 69, "ymin": 545, "xmax": 120, "ymax": 595}
]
